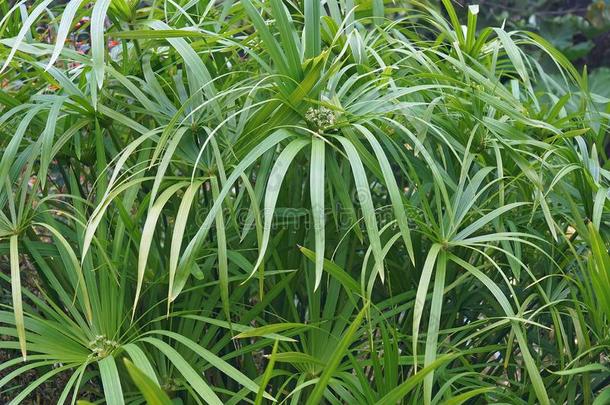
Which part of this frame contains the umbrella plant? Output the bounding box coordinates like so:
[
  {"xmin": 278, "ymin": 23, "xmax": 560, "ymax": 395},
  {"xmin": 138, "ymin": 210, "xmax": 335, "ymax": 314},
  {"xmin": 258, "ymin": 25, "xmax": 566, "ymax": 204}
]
[{"xmin": 0, "ymin": 0, "xmax": 609, "ymax": 403}]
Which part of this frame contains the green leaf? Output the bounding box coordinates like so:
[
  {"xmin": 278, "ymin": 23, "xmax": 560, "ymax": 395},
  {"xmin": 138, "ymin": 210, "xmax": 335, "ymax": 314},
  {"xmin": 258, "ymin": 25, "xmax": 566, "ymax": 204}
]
[
  {"xmin": 306, "ymin": 303, "xmax": 369, "ymax": 404},
  {"xmin": 234, "ymin": 323, "xmax": 307, "ymax": 340},
  {"xmin": 594, "ymin": 387, "xmax": 610, "ymax": 405},
  {"xmin": 443, "ymin": 387, "xmax": 494, "ymax": 405},
  {"xmin": 135, "ymin": 183, "xmax": 187, "ymax": 319},
  {"xmin": 34, "ymin": 222, "xmax": 93, "ymax": 323},
  {"xmin": 335, "ymin": 136, "xmax": 384, "ymax": 282},
  {"xmin": 149, "ymin": 330, "xmax": 274, "ymax": 400},
  {"xmin": 210, "ymin": 176, "xmax": 231, "ymax": 324},
  {"xmin": 375, "ymin": 355, "xmax": 457, "ymax": 405},
  {"xmin": 440, "ymin": 0, "xmax": 465, "ymax": 44},
  {"xmin": 250, "ymin": 139, "xmax": 309, "ymax": 278},
  {"xmin": 46, "ymin": 0, "xmax": 87, "ymax": 69},
  {"xmin": 423, "ymin": 250, "xmax": 447, "ymax": 405},
  {"xmin": 299, "ymin": 246, "xmax": 360, "ymax": 294},
  {"xmin": 124, "ymin": 359, "xmax": 173, "ymax": 405},
  {"xmin": 0, "ymin": 106, "xmax": 43, "ymax": 197},
  {"xmin": 269, "ymin": 0, "xmax": 302, "ymax": 79},
  {"xmin": 310, "ymin": 138, "xmax": 326, "ymax": 289},
  {"xmin": 99, "ymin": 356, "xmax": 125, "ymax": 405},
  {"xmin": 183, "ymin": 315, "xmax": 298, "ymax": 342},
  {"xmin": 146, "ymin": 20, "xmax": 219, "ymax": 116},
  {"xmin": 550, "ymin": 363, "xmax": 608, "ymax": 376},
  {"xmin": 304, "ymin": 0, "xmax": 321, "ymax": 58},
  {"xmin": 9, "ymin": 235, "xmax": 25, "ymax": 360},
  {"xmin": 255, "ymin": 339, "xmax": 279, "ymax": 405},
  {"xmin": 0, "ymin": 0, "xmax": 54, "ymax": 73},
  {"xmin": 240, "ymin": 0, "xmax": 290, "ymax": 78},
  {"xmin": 38, "ymin": 97, "xmax": 65, "ymax": 188},
  {"xmin": 358, "ymin": 125, "xmax": 414, "ymax": 264},
  {"xmin": 173, "ymin": 130, "xmax": 293, "ymax": 301},
  {"xmin": 141, "ymin": 337, "xmax": 223, "ymax": 405},
  {"xmin": 168, "ymin": 181, "xmax": 202, "ymax": 311},
  {"xmin": 122, "ymin": 343, "xmax": 159, "ymax": 385},
  {"xmin": 448, "ymin": 254, "xmax": 550, "ymax": 405},
  {"xmin": 453, "ymin": 203, "xmax": 527, "ymax": 241},
  {"xmin": 494, "ymin": 28, "xmax": 531, "ymax": 90},
  {"xmin": 273, "ymin": 352, "xmax": 325, "ymax": 366},
  {"xmin": 412, "ymin": 244, "xmax": 441, "ymax": 371},
  {"xmin": 91, "ymin": 0, "xmax": 113, "ymax": 89},
  {"xmin": 112, "ymin": 29, "xmax": 206, "ymax": 39}
]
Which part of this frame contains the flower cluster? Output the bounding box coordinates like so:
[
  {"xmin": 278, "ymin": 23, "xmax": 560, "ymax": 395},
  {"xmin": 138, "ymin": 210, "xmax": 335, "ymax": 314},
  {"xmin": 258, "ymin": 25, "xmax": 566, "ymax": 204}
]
[
  {"xmin": 305, "ymin": 107, "xmax": 338, "ymax": 133},
  {"xmin": 88, "ymin": 335, "xmax": 119, "ymax": 359}
]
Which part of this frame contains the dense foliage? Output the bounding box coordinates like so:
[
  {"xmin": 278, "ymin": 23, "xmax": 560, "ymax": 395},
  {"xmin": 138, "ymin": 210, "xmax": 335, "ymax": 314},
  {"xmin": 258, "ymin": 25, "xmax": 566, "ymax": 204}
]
[
  {"xmin": 475, "ymin": 0, "xmax": 610, "ymax": 69},
  {"xmin": 1, "ymin": 0, "xmax": 609, "ymax": 403}
]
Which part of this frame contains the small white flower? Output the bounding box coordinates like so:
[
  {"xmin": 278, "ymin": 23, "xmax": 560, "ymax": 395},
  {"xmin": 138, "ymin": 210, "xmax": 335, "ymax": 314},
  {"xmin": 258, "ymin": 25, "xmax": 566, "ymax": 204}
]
[{"xmin": 305, "ymin": 107, "xmax": 338, "ymax": 133}]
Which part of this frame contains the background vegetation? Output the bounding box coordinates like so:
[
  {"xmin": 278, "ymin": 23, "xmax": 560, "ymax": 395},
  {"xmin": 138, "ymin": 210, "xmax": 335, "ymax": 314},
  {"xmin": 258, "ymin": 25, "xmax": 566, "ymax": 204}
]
[{"xmin": 0, "ymin": 0, "xmax": 609, "ymax": 403}]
